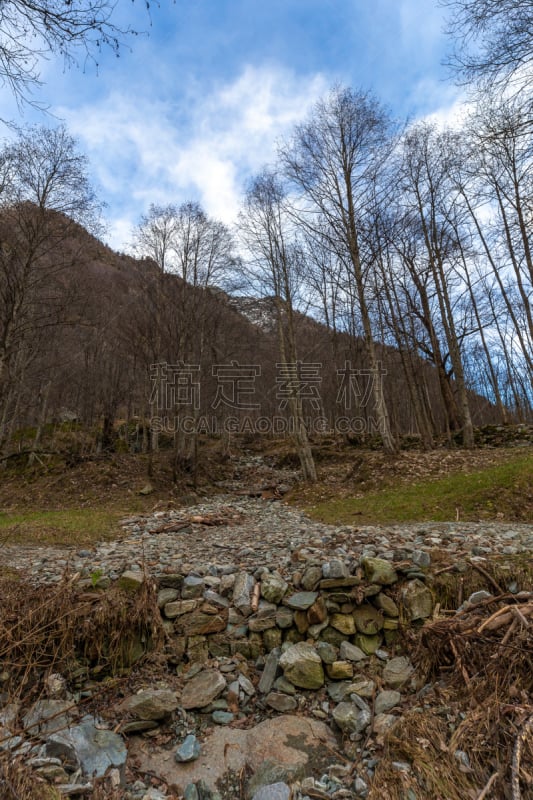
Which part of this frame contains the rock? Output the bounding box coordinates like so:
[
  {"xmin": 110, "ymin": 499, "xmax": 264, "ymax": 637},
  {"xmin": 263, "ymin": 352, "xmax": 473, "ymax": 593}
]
[
  {"xmin": 251, "ymin": 783, "xmax": 291, "ymax": 800},
  {"xmin": 181, "ymin": 670, "xmax": 226, "ymax": 709},
  {"xmin": 157, "ymin": 588, "xmax": 179, "ymax": 608},
  {"xmin": 273, "ymin": 676, "xmax": 296, "ymax": 695},
  {"xmin": 261, "ymin": 574, "xmax": 288, "ymax": 604},
  {"xmin": 375, "ymin": 690, "xmax": 401, "ymax": 715},
  {"xmin": 23, "ymin": 699, "xmax": 74, "ymax": 737},
  {"xmin": 301, "ymin": 566, "xmax": 322, "ymax": 591},
  {"xmin": 238, "ymin": 673, "xmax": 255, "ymax": 696},
  {"xmin": 339, "ymin": 642, "xmax": 367, "ymax": 662},
  {"xmin": 164, "ymin": 599, "xmax": 198, "ymax": 618},
  {"xmin": 284, "ymin": 592, "xmax": 318, "ymax": 611},
  {"xmin": 361, "ymin": 557, "xmax": 397, "ymax": 585},
  {"xmin": 176, "ymin": 734, "xmax": 201, "ymax": 763},
  {"xmin": 467, "ymin": 590, "xmax": 493, "ymax": 606},
  {"xmin": 382, "ymin": 657, "xmax": 414, "ymax": 689},
  {"xmin": 265, "ymin": 692, "xmax": 297, "ymax": 712},
  {"xmin": 412, "ymin": 550, "xmax": 431, "ymax": 568},
  {"xmin": 178, "ymin": 610, "xmax": 228, "ymax": 635},
  {"xmin": 330, "ymin": 613, "xmax": 356, "ymax": 635},
  {"xmin": 119, "ymin": 689, "xmax": 178, "ymax": 720},
  {"xmin": 348, "ymin": 678, "xmax": 375, "ymax": 698},
  {"xmin": 248, "ymin": 605, "xmax": 278, "ymax": 632},
  {"xmin": 354, "ymin": 633, "xmax": 382, "ymax": 654},
  {"xmin": 263, "ymin": 628, "xmax": 282, "ymax": 651},
  {"xmin": 182, "ymin": 576, "xmax": 205, "ymax": 600},
  {"xmin": 322, "ymin": 560, "xmax": 349, "ymax": 579},
  {"xmin": 401, "ymin": 579, "xmax": 433, "ymax": 621},
  {"xmin": 307, "ymin": 596, "xmax": 328, "ymax": 625},
  {"xmin": 332, "ymin": 702, "xmax": 371, "ymax": 734},
  {"xmin": 212, "ymin": 711, "xmax": 234, "ymax": 725},
  {"xmin": 275, "ymin": 607, "xmax": 293, "ymax": 629},
  {"xmin": 47, "ymin": 719, "xmax": 127, "ymax": 778},
  {"xmin": 352, "ymin": 604, "xmax": 383, "ymax": 634},
  {"xmin": 315, "ymin": 641, "xmax": 338, "ymax": 664},
  {"xmin": 373, "ymin": 592, "xmax": 399, "ymax": 617},
  {"xmin": 279, "ymin": 643, "xmax": 324, "ymax": 689},
  {"xmin": 326, "ymin": 661, "xmax": 353, "ymax": 680},
  {"xmin": 258, "ymin": 650, "xmax": 280, "ymax": 694},
  {"xmin": 248, "ymin": 760, "xmax": 299, "ymax": 799},
  {"xmin": 117, "ymin": 570, "xmax": 145, "ymax": 591},
  {"xmin": 233, "ymin": 573, "xmax": 256, "ymax": 616},
  {"xmin": 139, "ymin": 483, "xmax": 154, "ymax": 495}
]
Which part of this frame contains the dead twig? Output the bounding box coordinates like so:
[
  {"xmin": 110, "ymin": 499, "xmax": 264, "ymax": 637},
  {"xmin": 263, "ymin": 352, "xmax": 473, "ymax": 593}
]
[
  {"xmin": 476, "ymin": 771, "xmax": 499, "ymax": 799},
  {"xmin": 512, "ymin": 712, "xmax": 533, "ymax": 800},
  {"xmin": 467, "ymin": 560, "xmax": 505, "ymax": 595}
]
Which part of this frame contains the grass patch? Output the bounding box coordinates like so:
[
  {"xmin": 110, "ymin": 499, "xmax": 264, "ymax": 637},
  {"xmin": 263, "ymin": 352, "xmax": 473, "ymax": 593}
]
[
  {"xmin": 304, "ymin": 451, "xmax": 532, "ymax": 524},
  {"xmin": 0, "ymin": 507, "xmax": 127, "ymax": 547}
]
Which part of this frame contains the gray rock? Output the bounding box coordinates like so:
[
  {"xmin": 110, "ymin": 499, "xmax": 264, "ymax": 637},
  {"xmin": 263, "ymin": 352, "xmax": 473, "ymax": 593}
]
[
  {"xmin": 117, "ymin": 570, "xmax": 145, "ymax": 591},
  {"xmin": 233, "ymin": 572, "xmax": 256, "ymax": 616},
  {"xmin": 252, "ymin": 782, "xmax": 291, "ymax": 800},
  {"xmin": 361, "ymin": 557, "xmax": 397, "ymax": 585},
  {"xmin": 119, "ymin": 689, "xmax": 178, "ymax": 720},
  {"xmin": 375, "ymin": 690, "xmax": 401, "ymax": 715},
  {"xmin": 184, "ymin": 785, "xmax": 200, "ymax": 800},
  {"xmin": 258, "ymin": 649, "xmax": 280, "ymax": 694},
  {"xmin": 467, "ymin": 590, "xmax": 493, "ymax": 606},
  {"xmin": 182, "ymin": 576, "xmax": 205, "ymax": 599},
  {"xmin": 157, "ymin": 587, "xmax": 179, "ymax": 608},
  {"xmin": 301, "ymin": 565, "xmax": 322, "ymax": 591},
  {"xmin": 279, "ymin": 642, "xmax": 324, "ymax": 689},
  {"xmin": 265, "ymin": 692, "xmax": 297, "ymax": 712},
  {"xmin": 212, "ymin": 711, "xmax": 234, "ymax": 725},
  {"xmin": 401, "ymin": 579, "xmax": 433, "ymax": 620},
  {"xmin": 261, "ymin": 574, "xmax": 288, "ymax": 604},
  {"xmin": 412, "ymin": 550, "xmax": 431, "ymax": 568},
  {"xmin": 181, "ymin": 670, "xmax": 226, "ymax": 709},
  {"xmin": 23, "ymin": 699, "xmax": 74, "ymax": 737},
  {"xmin": 175, "ymin": 734, "xmax": 201, "ymax": 762},
  {"xmin": 322, "ymin": 560, "xmax": 349, "ymax": 579},
  {"xmin": 315, "ymin": 641, "xmax": 338, "ymax": 664},
  {"xmin": 275, "ymin": 607, "xmax": 293, "ymax": 628},
  {"xmin": 47, "ymin": 719, "xmax": 127, "ymax": 778},
  {"xmin": 284, "ymin": 591, "xmax": 319, "ymax": 610},
  {"xmin": 339, "ymin": 641, "xmax": 367, "ymax": 662},
  {"xmin": 332, "ymin": 701, "xmax": 371, "ymax": 734},
  {"xmin": 165, "ymin": 599, "xmax": 198, "ymax": 618},
  {"xmin": 382, "ymin": 657, "xmax": 414, "ymax": 689}
]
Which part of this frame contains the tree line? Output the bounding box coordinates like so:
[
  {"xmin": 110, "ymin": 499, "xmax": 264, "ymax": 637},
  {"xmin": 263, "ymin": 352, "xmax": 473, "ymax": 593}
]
[{"xmin": 0, "ymin": 0, "xmax": 531, "ymax": 479}]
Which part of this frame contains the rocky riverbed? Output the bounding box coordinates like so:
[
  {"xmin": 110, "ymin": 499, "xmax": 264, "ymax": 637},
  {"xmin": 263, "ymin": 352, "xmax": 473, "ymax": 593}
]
[{"xmin": 1, "ymin": 461, "xmax": 532, "ymax": 800}]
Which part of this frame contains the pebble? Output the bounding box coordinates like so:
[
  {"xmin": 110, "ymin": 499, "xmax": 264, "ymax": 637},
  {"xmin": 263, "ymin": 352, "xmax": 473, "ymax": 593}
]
[{"xmin": 2, "ymin": 495, "xmax": 532, "ymax": 586}]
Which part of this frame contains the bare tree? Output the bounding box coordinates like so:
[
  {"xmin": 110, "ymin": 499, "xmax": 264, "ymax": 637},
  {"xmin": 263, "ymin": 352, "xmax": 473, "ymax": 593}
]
[
  {"xmin": 0, "ymin": 125, "xmax": 100, "ymax": 449},
  {"xmin": 280, "ymin": 86, "xmax": 398, "ymax": 453},
  {"xmin": 0, "ymin": 0, "xmax": 151, "ymax": 108},
  {"xmin": 238, "ymin": 170, "xmax": 317, "ymax": 481},
  {"xmin": 440, "ymin": 0, "xmax": 533, "ymax": 89}
]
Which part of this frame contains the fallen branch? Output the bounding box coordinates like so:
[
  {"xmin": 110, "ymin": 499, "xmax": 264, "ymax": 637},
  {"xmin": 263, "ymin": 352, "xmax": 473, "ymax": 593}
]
[
  {"xmin": 512, "ymin": 713, "xmax": 533, "ymax": 800},
  {"xmin": 476, "ymin": 771, "xmax": 499, "ymax": 800}
]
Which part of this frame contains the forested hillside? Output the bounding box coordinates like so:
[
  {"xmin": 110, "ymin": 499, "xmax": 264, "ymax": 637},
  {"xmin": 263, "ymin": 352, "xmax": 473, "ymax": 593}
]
[{"xmin": 0, "ymin": 96, "xmax": 531, "ymax": 480}]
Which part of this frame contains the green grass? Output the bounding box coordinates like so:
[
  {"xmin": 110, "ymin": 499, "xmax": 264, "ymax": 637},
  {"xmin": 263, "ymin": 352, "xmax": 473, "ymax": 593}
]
[
  {"xmin": 0, "ymin": 507, "xmax": 126, "ymax": 546},
  {"xmin": 305, "ymin": 451, "xmax": 533, "ymax": 525}
]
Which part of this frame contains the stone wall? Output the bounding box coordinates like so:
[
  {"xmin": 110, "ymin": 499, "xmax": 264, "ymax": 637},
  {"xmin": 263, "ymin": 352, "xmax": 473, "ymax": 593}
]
[{"xmin": 147, "ymin": 554, "xmax": 434, "ymax": 672}]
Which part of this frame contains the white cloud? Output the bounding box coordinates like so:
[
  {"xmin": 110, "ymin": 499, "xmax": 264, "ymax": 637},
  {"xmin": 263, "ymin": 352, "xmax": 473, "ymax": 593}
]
[{"xmin": 59, "ymin": 65, "xmax": 328, "ymax": 249}]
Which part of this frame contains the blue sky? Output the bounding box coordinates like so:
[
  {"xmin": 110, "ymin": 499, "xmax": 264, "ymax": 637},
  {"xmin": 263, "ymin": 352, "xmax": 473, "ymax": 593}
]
[{"xmin": 0, "ymin": 0, "xmax": 464, "ymax": 250}]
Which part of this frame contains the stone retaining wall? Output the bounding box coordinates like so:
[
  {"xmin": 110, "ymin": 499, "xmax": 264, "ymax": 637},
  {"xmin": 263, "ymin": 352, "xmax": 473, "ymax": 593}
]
[{"xmin": 138, "ymin": 554, "xmax": 434, "ymax": 671}]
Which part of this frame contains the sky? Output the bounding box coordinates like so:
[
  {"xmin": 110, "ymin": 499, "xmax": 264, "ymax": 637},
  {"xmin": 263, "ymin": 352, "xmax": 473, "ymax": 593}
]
[{"xmin": 0, "ymin": 0, "xmax": 464, "ymax": 251}]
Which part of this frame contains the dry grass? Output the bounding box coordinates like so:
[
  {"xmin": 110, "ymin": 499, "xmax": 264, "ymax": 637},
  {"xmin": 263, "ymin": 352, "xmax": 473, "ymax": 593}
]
[
  {"xmin": 0, "ymin": 572, "xmax": 164, "ymax": 702},
  {"xmin": 371, "ymin": 593, "xmax": 533, "ymax": 799}
]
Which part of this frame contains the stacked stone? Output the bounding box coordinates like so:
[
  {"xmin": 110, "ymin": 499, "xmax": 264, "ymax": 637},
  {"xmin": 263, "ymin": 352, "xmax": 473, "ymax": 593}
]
[{"xmin": 156, "ymin": 555, "xmax": 434, "ymax": 668}]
